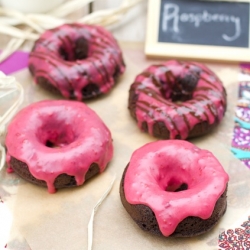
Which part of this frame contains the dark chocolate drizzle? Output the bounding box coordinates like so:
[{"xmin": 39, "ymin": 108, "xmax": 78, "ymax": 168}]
[
  {"xmin": 129, "ymin": 60, "xmax": 227, "ymax": 139},
  {"xmin": 28, "ymin": 23, "xmax": 125, "ymax": 100}
]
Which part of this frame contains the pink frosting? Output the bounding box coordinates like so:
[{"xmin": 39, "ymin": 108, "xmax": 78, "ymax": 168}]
[
  {"xmin": 5, "ymin": 100, "xmax": 113, "ymax": 193},
  {"xmin": 131, "ymin": 60, "xmax": 227, "ymax": 139},
  {"xmin": 28, "ymin": 23, "xmax": 125, "ymax": 100},
  {"xmin": 124, "ymin": 140, "xmax": 229, "ymax": 236}
]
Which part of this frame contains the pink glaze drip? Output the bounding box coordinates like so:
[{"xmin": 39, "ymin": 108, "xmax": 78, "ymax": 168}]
[
  {"xmin": 124, "ymin": 140, "xmax": 229, "ymax": 236},
  {"xmin": 5, "ymin": 100, "xmax": 113, "ymax": 193},
  {"xmin": 6, "ymin": 167, "xmax": 13, "ymax": 173},
  {"xmin": 131, "ymin": 60, "xmax": 227, "ymax": 139},
  {"xmin": 28, "ymin": 23, "xmax": 125, "ymax": 100}
]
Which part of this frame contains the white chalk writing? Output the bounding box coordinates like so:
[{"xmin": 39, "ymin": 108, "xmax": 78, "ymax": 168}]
[{"xmin": 162, "ymin": 3, "xmax": 241, "ymax": 42}]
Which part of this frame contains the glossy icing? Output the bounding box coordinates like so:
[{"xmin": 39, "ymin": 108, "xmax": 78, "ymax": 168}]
[
  {"xmin": 5, "ymin": 100, "xmax": 113, "ymax": 193},
  {"xmin": 28, "ymin": 23, "xmax": 125, "ymax": 100},
  {"xmin": 124, "ymin": 140, "xmax": 229, "ymax": 236},
  {"xmin": 130, "ymin": 60, "xmax": 227, "ymax": 139}
]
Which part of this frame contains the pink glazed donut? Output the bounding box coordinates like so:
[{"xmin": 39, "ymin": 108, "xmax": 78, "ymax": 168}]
[
  {"xmin": 28, "ymin": 23, "xmax": 125, "ymax": 100},
  {"xmin": 5, "ymin": 100, "xmax": 113, "ymax": 193},
  {"xmin": 128, "ymin": 60, "xmax": 227, "ymax": 139},
  {"xmin": 120, "ymin": 140, "xmax": 229, "ymax": 237}
]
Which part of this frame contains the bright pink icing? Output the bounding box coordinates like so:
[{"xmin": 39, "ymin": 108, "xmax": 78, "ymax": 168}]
[
  {"xmin": 28, "ymin": 23, "xmax": 125, "ymax": 100},
  {"xmin": 124, "ymin": 140, "xmax": 229, "ymax": 236},
  {"xmin": 5, "ymin": 100, "xmax": 113, "ymax": 193},
  {"xmin": 132, "ymin": 60, "xmax": 227, "ymax": 139}
]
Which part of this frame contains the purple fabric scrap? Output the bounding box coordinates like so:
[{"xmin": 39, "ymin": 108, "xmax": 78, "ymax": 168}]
[
  {"xmin": 231, "ymin": 65, "xmax": 250, "ymax": 168},
  {"xmin": 0, "ymin": 50, "xmax": 29, "ymax": 75}
]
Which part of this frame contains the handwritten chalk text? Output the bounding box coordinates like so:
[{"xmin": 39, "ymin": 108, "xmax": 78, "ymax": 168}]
[{"xmin": 162, "ymin": 3, "xmax": 241, "ymax": 42}]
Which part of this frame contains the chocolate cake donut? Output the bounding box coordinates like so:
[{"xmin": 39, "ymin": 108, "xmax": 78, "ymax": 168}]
[
  {"xmin": 129, "ymin": 60, "xmax": 227, "ymax": 139},
  {"xmin": 28, "ymin": 23, "xmax": 125, "ymax": 100},
  {"xmin": 5, "ymin": 100, "xmax": 113, "ymax": 193},
  {"xmin": 120, "ymin": 140, "xmax": 229, "ymax": 237}
]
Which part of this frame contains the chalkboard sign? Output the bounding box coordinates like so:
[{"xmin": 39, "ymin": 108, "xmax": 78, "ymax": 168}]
[{"xmin": 145, "ymin": 0, "xmax": 250, "ymax": 62}]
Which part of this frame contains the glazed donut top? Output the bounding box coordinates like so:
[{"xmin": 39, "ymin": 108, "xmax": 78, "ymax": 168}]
[
  {"xmin": 130, "ymin": 60, "xmax": 227, "ymax": 139},
  {"xmin": 5, "ymin": 100, "xmax": 113, "ymax": 193},
  {"xmin": 29, "ymin": 23, "xmax": 125, "ymax": 100},
  {"xmin": 124, "ymin": 140, "xmax": 229, "ymax": 236}
]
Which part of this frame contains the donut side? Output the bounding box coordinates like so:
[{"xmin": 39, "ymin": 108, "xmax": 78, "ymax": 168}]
[
  {"xmin": 9, "ymin": 157, "xmax": 100, "ymax": 190},
  {"xmin": 120, "ymin": 165, "xmax": 228, "ymax": 237},
  {"xmin": 129, "ymin": 88, "xmax": 220, "ymax": 139}
]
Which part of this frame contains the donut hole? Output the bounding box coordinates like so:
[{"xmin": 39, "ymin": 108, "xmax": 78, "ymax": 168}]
[
  {"xmin": 161, "ymin": 72, "xmax": 200, "ymax": 102},
  {"xmin": 45, "ymin": 140, "xmax": 60, "ymax": 148},
  {"xmin": 43, "ymin": 130, "xmax": 75, "ymax": 148},
  {"xmin": 59, "ymin": 37, "xmax": 89, "ymax": 61},
  {"xmin": 171, "ymin": 75, "xmax": 199, "ymax": 102},
  {"xmin": 164, "ymin": 177, "xmax": 188, "ymax": 192},
  {"xmin": 151, "ymin": 162, "xmax": 190, "ymax": 192},
  {"xmin": 165, "ymin": 182, "xmax": 188, "ymax": 192},
  {"xmin": 37, "ymin": 123, "xmax": 76, "ymax": 148}
]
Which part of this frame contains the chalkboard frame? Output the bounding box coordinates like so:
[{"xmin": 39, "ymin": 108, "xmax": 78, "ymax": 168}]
[{"xmin": 145, "ymin": 0, "xmax": 250, "ymax": 62}]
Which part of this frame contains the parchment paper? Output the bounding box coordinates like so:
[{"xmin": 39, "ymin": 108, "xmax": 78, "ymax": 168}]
[{"xmin": 1, "ymin": 43, "xmax": 250, "ymax": 250}]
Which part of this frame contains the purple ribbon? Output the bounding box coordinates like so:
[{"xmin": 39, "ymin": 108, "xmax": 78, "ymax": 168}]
[{"xmin": 0, "ymin": 50, "xmax": 29, "ymax": 74}]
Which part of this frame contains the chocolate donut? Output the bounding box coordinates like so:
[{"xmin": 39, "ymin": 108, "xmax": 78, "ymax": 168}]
[
  {"xmin": 28, "ymin": 23, "xmax": 125, "ymax": 100},
  {"xmin": 5, "ymin": 100, "xmax": 113, "ymax": 193},
  {"xmin": 129, "ymin": 60, "xmax": 227, "ymax": 139},
  {"xmin": 120, "ymin": 140, "xmax": 229, "ymax": 237}
]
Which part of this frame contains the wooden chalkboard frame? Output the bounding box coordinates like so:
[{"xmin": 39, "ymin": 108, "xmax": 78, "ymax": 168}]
[{"xmin": 145, "ymin": 0, "xmax": 250, "ymax": 62}]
